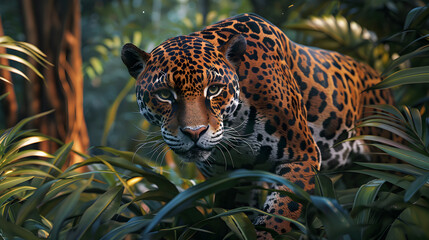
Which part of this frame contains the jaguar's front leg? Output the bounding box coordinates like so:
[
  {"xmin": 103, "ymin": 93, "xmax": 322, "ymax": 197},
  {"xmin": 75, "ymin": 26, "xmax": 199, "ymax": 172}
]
[{"xmin": 255, "ymin": 160, "xmax": 319, "ymax": 239}]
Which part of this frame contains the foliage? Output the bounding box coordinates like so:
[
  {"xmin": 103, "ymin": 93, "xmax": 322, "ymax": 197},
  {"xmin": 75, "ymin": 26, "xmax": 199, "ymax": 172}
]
[
  {"xmin": 0, "ymin": 110, "xmax": 374, "ymax": 239},
  {"xmin": 0, "ymin": 36, "xmax": 50, "ymax": 84},
  {"xmin": 334, "ymin": 104, "xmax": 429, "ymax": 239},
  {"xmin": 1, "ymin": 0, "xmax": 429, "ymax": 239},
  {"xmin": 1, "ymin": 111, "xmax": 427, "ymax": 239}
]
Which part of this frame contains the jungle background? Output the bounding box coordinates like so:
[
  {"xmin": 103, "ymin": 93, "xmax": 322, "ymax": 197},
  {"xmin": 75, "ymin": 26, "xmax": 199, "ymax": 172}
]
[{"xmin": 0, "ymin": 0, "xmax": 428, "ymax": 239}]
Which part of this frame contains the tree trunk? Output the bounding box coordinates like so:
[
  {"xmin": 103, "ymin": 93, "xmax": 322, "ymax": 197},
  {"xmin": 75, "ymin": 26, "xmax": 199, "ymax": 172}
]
[
  {"xmin": 0, "ymin": 17, "xmax": 18, "ymax": 128},
  {"xmin": 21, "ymin": 0, "xmax": 89, "ymax": 168}
]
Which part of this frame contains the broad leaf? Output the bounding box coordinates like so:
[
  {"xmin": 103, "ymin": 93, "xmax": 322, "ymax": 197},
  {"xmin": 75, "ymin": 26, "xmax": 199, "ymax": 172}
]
[
  {"xmin": 370, "ymin": 144, "xmax": 429, "ymax": 170},
  {"xmin": 352, "ymin": 179, "xmax": 385, "ymax": 225},
  {"xmin": 72, "ymin": 186, "xmax": 123, "ymax": 239},
  {"xmin": 370, "ymin": 66, "xmax": 429, "ymax": 90},
  {"xmin": 311, "ymin": 196, "xmax": 359, "ymax": 240},
  {"xmin": 404, "ymin": 173, "xmax": 429, "ymax": 202},
  {"xmin": 214, "ymin": 208, "xmax": 257, "ymax": 240},
  {"xmin": 49, "ymin": 176, "xmax": 94, "ymax": 239},
  {"xmin": 143, "ymin": 170, "xmax": 310, "ymax": 235}
]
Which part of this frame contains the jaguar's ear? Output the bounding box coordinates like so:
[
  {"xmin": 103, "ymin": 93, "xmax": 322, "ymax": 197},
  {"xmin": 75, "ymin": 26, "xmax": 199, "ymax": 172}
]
[
  {"xmin": 121, "ymin": 43, "xmax": 151, "ymax": 79},
  {"xmin": 219, "ymin": 34, "xmax": 247, "ymax": 69}
]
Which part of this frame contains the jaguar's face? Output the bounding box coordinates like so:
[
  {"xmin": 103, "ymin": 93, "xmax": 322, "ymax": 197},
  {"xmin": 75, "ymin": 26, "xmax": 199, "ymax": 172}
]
[{"xmin": 121, "ymin": 35, "xmax": 246, "ymax": 162}]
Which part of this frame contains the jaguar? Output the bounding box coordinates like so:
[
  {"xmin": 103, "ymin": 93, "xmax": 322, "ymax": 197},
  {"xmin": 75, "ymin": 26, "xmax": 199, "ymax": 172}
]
[{"xmin": 121, "ymin": 13, "xmax": 394, "ymax": 238}]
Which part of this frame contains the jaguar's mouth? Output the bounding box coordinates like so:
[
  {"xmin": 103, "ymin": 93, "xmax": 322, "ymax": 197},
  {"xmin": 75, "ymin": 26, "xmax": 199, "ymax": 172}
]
[{"xmin": 174, "ymin": 145, "xmax": 213, "ymax": 162}]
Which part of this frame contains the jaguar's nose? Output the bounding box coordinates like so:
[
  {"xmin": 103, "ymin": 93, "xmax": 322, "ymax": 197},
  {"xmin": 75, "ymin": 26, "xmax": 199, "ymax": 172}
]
[{"xmin": 181, "ymin": 125, "xmax": 208, "ymax": 142}]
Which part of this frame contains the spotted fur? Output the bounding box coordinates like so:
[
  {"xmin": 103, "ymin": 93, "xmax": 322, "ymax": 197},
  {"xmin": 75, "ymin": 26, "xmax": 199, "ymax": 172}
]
[{"xmin": 121, "ymin": 13, "xmax": 394, "ymax": 239}]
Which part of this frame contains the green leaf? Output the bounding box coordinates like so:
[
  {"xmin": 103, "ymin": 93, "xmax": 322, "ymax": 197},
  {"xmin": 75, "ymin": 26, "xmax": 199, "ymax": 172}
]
[
  {"xmin": 49, "ymin": 176, "xmax": 94, "ymax": 239},
  {"xmin": 96, "ymin": 146, "xmax": 151, "ymax": 169},
  {"xmin": 4, "ymin": 169, "xmax": 55, "ymax": 179},
  {"xmin": 31, "ymin": 142, "xmax": 73, "ymax": 186},
  {"xmin": 214, "ymin": 208, "xmax": 256, "ymax": 240},
  {"xmin": 133, "ymin": 189, "xmax": 177, "ymax": 202},
  {"xmin": 143, "ymin": 169, "xmax": 310, "ymax": 235},
  {"xmin": 0, "ymin": 53, "xmax": 44, "ymax": 78},
  {"xmin": 4, "ymin": 110, "xmax": 54, "ymax": 146},
  {"xmin": 72, "ymin": 186, "xmax": 123, "ymax": 239},
  {"xmin": 311, "ymin": 196, "xmax": 359, "ymax": 240},
  {"xmin": 132, "ymin": 31, "xmax": 143, "ymax": 47},
  {"xmin": 0, "ymin": 92, "xmax": 9, "ymax": 101},
  {"xmin": 16, "ymin": 40, "xmax": 48, "ymax": 59},
  {"xmin": 349, "ymin": 169, "xmax": 410, "ymax": 190},
  {"xmin": 52, "ymin": 142, "xmax": 74, "ymax": 169},
  {"xmin": 365, "ymin": 105, "xmax": 406, "ymax": 122},
  {"xmin": 386, "ymin": 205, "xmax": 429, "ymax": 239},
  {"xmin": 356, "ymin": 162, "xmax": 426, "ymax": 176},
  {"xmin": 3, "ymin": 136, "xmax": 50, "ymax": 160},
  {"xmin": 2, "ymin": 160, "xmax": 62, "ymax": 173},
  {"xmin": 95, "ymin": 45, "xmax": 108, "ymax": 56},
  {"xmin": 0, "ymin": 217, "xmax": 39, "ymax": 240},
  {"xmin": 101, "ymin": 216, "xmax": 152, "ymax": 240},
  {"xmin": 0, "ymin": 43, "xmax": 50, "ymax": 68},
  {"xmin": 44, "ymin": 179, "xmax": 82, "ymax": 200},
  {"xmin": 66, "ymin": 155, "xmax": 178, "ymax": 193},
  {"xmin": 15, "ymin": 180, "xmax": 58, "ymax": 226},
  {"xmin": 314, "ymin": 173, "xmax": 336, "ymax": 198},
  {"xmin": 344, "ymin": 135, "xmax": 412, "ymax": 150},
  {"xmin": 0, "ymin": 64, "xmax": 30, "ymax": 81},
  {"xmin": 404, "ymin": 6, "xmax": 429, "ymax": 30},
  {"xmin": 2, "ymin": 150, "xmax": 53, "ymax": 167},
  {"xmin": 410, "ymin": 108, "xmax": 423, "ymax": 138},
  {"xmin": 180, "ymin": 206, "xmax": 306, "ymax": 240},
  {"xmin": 0, "ymin": 176, "xmax": 33, "ymax": 193},
  {"xmin": 370, "ymin": 66, "xmax": 429, "ymax": 90},
  {"xmin": 370, "ymin": 143, "xmax": 429, "ymax": 170},
  {"xmin": 101, "ymin": 78, "xmax": 135, "ymax": 145},
  {"xmin": 0, "ymin": 186, "xmax": 36, "ymax": 207},
  {"xmin": 0, "ymin": 76, "xmax": 11, "ymax": 84},
  {"xmin": 381, "ymin": 46, "xmax": 429, "ymax": 76},
  {"xmin": 404, "ymin": 173, "xmax": 429, "ymax": 202},
  {"xmin": 352, "ymin": 179, "xmax": 385, "ymax": 225},
  {"xmin": 89, "ymin": 57, "xmax": 103, "ymax": 75}
]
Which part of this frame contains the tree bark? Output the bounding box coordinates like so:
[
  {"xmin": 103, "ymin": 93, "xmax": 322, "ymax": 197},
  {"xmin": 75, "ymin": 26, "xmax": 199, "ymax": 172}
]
[
  {"xmin": 0, "ymin": 17, "xmax": 18, "ymax": 128},
  {"xmin": 21, "ymin": 0, "xmax": 89, "ymax": 168}
]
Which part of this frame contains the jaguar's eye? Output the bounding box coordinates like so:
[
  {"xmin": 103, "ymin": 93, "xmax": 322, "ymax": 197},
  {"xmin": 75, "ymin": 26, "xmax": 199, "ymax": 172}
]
[
  {"xmin": 207, "ymin": 85, "xmax": 223, "ymax": 97},
  {"xmin": 156, "ymin": 89, "xmax": 173, "ymax": 102}
]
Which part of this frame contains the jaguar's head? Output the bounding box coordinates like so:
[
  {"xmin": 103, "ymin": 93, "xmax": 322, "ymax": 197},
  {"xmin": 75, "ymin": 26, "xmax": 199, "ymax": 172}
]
[{"xmin": 121, "ymin": 35, "xmax": 246, "ymax": 162}]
